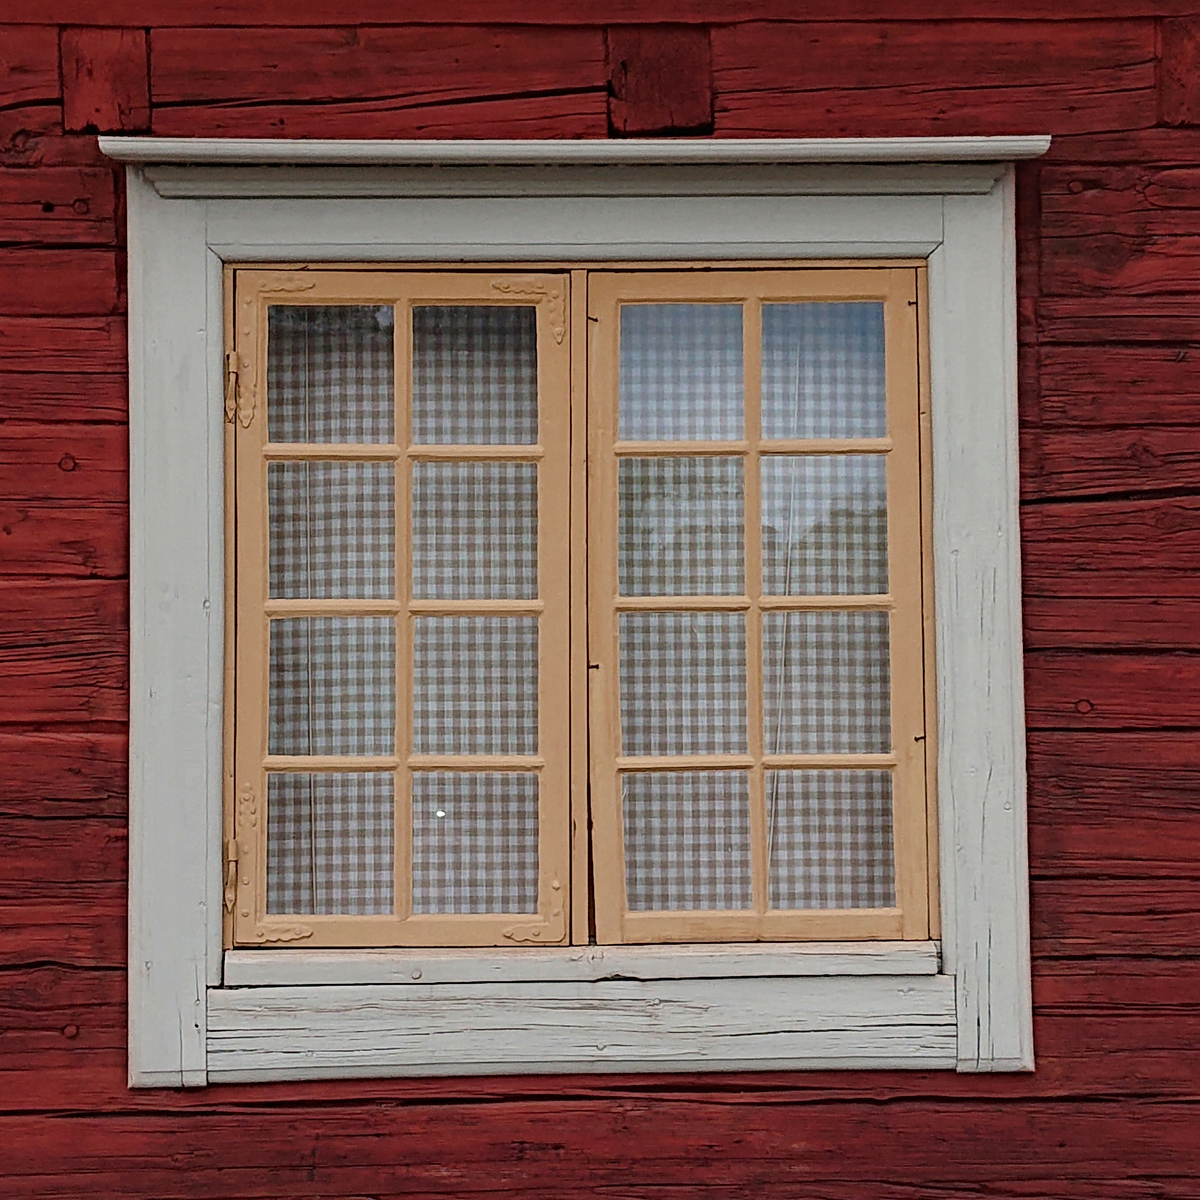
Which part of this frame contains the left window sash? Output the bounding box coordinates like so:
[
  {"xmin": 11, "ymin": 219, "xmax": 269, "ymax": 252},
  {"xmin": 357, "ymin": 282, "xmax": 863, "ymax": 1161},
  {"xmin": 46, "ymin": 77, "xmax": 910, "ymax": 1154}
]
[{"xmin": 227, "ymin": 269, "xmax": 572, "ymax": 948}]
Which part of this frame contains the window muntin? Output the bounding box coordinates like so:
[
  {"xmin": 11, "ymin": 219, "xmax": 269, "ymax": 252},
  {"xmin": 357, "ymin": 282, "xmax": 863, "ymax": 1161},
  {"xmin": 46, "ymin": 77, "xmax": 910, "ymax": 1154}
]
[{"xmin": 229, "ymin": 266, "xmax": 931, "ymax": 950}]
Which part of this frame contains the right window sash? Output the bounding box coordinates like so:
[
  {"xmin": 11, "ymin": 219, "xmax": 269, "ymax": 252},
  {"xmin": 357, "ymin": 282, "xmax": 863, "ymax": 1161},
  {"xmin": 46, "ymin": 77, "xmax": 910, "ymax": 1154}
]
[{"xmin": 587, "ymin": 268, "xmax": 933, "ymax": 944}]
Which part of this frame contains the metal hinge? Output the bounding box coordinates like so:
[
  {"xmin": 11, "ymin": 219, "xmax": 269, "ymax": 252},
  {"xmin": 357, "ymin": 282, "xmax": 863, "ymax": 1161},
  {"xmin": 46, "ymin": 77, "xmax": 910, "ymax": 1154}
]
[
  {"xmin": 224, "ymin": 351, "xmax": 240, "ymax": 424},
  {"xmin": 223, "ymin": 837, "xmax": 239, "ymax": 912}
]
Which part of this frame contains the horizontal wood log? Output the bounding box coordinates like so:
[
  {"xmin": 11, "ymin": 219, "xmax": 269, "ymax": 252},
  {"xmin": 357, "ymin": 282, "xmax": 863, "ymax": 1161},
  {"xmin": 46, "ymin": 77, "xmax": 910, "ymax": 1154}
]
[
  {"xmin": 0, "ymin": 27, "xmax": 60, "ymax": 108},
  {"xmin": 1038, "ymin": 345, "xmax": 1200, "ymax": 425},
  {"xmin": 150, "ymin": 25, "xmax": 607, "ymax": 107},
  {"xmin": 0, "ymin": 251, "xmax": 120, "ymax": 317},
  {"xmin": 1039, "ymin": 296, "xmax": 1200, "ymax": 344},
  {"xmin": 1025, "ymin": 597, "xmax": 1200, "ymax": 649},
  {"xmin": 0, "ymin": 502, "xmax": 128, "ymax": 579},
  {"xmin": 0, "ymin": 168, "xmax": 118, "ymax": 246},
  {"xmin": 0, "ymin": 579, "xmax": 126, "ymax": 646},
  {"xmin": 0, "ymin": 731, "xmax": 126, "ymax": 817},
  {"xmin": 152, "ymin": 93, "xmax": 609, "ymax": 139},
  {"xmin": 0, "ymin": 112, "xmax": 106, "ymax": 170},
  {"xmin": 1021, "ymin": 496, "xmax": 1200, "ymax": 597},
  {"xmin": 0, "ymin": 318, "xmax": 126, "ymax": 373},
  {"xmin": 1048, "ymin": 129, "xmax": 1200, "ymax": 163},
  {"xmin": 0, "ymin": 424, "xmax": 127, "ymax": 503},
  {"xmin": 712, "ymin": 21, "xmax": 1156, "ymax": 137},
  {"xmin": 0, "ymin": 886, "xmax": 124, "ymax": 968},
  {"xmin": 0, "ymin": 818, "xmax": 126, "ymax": 885},
  {"xmin": 1032, "ymin": 877, "xmax": 1200, "ymax": 956},
  {"xmin": 1031, "ymin": 425, "xmax": 1200, "ymax": 498},
  {"xmin": 60, "ymin": 27, "xmax": 150, "ymax": 134},
  {"xmin": 3, "ymin": 1100, "xmax": 1200, "ymax": 1190},
  {"xmin": 1041, "ymin": 164, "xmax": 1200, "ymax": 238},
  {"xmin": 1042, "ymin": 233, "xmax": 1200, "ymax": 295},
  {"xmin": 1025, "ymin": 650, "xmax": 1200, "ymax": 729},
  {"xmin": 0, "ymin": 372, "xmax": 126, "ymax": 422}
]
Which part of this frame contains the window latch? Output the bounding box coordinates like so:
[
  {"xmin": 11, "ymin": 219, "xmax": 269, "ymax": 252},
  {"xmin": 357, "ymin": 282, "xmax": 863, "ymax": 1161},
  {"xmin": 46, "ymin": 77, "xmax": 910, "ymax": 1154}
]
[{"xmin": 224, "ymin": 352, "xmax": 240, "ymax": 425}]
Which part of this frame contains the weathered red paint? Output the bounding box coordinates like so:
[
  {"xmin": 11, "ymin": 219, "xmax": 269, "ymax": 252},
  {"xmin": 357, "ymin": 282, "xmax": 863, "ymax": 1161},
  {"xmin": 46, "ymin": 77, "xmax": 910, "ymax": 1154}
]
[{"xmin": 1, "ymin": 8, "xmax": 1199, "ymax": 1196}]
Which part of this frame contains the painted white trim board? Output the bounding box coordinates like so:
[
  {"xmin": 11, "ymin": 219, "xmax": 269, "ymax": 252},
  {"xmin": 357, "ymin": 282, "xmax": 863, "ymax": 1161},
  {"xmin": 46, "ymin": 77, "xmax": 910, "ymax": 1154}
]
[{"xmin": 117, "ymin": 139, "xmax": 1039, "ymax": 1086}]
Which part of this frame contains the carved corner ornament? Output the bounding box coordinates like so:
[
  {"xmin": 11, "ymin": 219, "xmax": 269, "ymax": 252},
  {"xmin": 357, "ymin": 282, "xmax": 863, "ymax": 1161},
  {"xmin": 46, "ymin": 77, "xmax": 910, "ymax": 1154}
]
[
  {"xmin": 491, "ymin": 278, "xmax": 567, "ymax": 344},
  {"xmin": 502, "ymin": 877, "xmax": 566, "ymax": 944}
]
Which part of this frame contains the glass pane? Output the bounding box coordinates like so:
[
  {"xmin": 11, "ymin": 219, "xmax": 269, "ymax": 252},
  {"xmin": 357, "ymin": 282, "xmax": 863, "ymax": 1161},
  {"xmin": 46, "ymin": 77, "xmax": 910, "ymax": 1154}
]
[
  {"xmin": 619, "ymin": 457, "xmax": 743, "ymax": 596},
  {"xmin": 622, "ymin": 771, "xmax": 752, "ymax": 910},
  {"xmin": 619, "ymin": 304, "xmax": 743, "ymax": 441},
  {"xmin": 411, "ymin": 306, "xmax": 537, "ymax": 445},
  {"xmin": 763, "ymin": 611, "xmax": 890, "ymax": 754},
  {"xmin": 269, "ymin": 617, "xmax": 395, "ymax": 756},
  {"xmin": 412, "ymin": 616, "xmax": 538, "ymax": 755},
  {"xmin": 412, "ymin": 772, "xmax": 538, "ymax": 913},
  {"xmin": 412, "ymin": 461, "xmax": 537, "ymax": 599},
  {"xmin": 267, "ymin": 773, "xmax": 394, "ymax": 915},
  {"xmin": 620, "ymin": 612, "xmax": 746, "ymax": 755},
  {"xmin": 267, "ymin": 305, "xmax": 394, "ymax": 444},
  {"xmin": 269, "ymin": 461, "xmax": 394, "ymax": 600},
  {"xmin": 767, "ymin": 770, "xmax": 895, "ymax": 909},
  {"xmin": 762, "ymin": 456, "xmax": 887, "ymax": 595},
  {"xmin": 762, "ymin": 302, "xmax": 886, "ymax": 439}
]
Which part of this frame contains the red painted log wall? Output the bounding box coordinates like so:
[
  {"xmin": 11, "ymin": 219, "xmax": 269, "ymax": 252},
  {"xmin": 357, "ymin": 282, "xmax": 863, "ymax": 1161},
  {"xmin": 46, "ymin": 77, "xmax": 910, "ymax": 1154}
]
[{"xmin": 2, "ymin": 6, "xmax": 1200, "ymax": 1196}]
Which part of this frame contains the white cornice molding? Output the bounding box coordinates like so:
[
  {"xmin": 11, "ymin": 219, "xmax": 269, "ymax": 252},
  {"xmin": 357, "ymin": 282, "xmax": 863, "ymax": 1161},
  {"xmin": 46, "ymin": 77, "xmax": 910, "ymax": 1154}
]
[{"xmin": 99, "ymin": 135, "xmax": 1051, "ymax": 166}]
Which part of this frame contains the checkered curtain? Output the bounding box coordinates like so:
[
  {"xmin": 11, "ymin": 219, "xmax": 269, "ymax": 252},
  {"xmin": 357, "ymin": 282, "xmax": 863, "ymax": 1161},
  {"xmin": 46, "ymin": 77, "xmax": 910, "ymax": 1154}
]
[
  {"xmin": 266, "ymin": 303, "xmax": 542, "ymax": 917},
  {"xmin": 618, "ymin": 300, "xmax": 894, "ymax": 913},
  {"xmin": 761, "ymin": 302, "xmax": 887, "ymax": 439}
]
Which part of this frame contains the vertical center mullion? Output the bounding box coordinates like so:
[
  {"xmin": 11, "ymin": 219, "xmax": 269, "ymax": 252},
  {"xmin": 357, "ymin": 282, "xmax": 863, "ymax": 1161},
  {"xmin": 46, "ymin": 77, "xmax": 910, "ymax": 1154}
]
[
  {"xmin": 395, "ymin": 298, "xmax": 413, "ymax": 924},
  {"xmin": 744, "ymin": 296, "xmax": 767, "ymax": 918}
]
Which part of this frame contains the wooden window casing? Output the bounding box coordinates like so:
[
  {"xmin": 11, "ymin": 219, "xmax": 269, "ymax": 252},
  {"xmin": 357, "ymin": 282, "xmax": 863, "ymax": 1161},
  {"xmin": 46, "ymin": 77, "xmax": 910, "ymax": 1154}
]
[{"xmin": 228, "ymin": 264, "xmax": 933, "ymax": 950}]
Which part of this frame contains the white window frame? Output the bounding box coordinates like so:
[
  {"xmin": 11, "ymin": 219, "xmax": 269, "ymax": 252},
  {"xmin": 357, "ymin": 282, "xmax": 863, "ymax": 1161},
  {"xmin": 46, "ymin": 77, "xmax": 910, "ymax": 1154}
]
[{"xmin": 104, "ymin": 135, "xmax": 1048, "ymax": 1087}]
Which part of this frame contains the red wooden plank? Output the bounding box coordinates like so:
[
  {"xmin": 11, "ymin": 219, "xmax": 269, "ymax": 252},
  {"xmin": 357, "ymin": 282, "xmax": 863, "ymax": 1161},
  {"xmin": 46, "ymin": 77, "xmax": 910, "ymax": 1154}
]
[
  {"xmin": 3, "ymin": 1101, "xmax": 1200, "ymax": 1192},
  {"xmin": 6, "ymin": 0, "xmax": 1200, "ymax": 23},
  {"xmin": 0, "ymin": 886, "xmax": 124, "ymax": 968},
  {"xmin": 153, "ymin": 92, "xmax": 609, "ymax": 140},
  {"xmin": 1038, "ymin": 346, "xmax": 1200, "ymax": 424},
  {"xmin": 0, "ymin": 114, "xmax": 108, "ymax": 170},
  {"xmin": 0, "ymin": 423, "xmax": 127, "ymax": 503},
  {"xmin": 1049, "ymin": 128, "xmax": 1200, "ymax": 163},
  {"xmin": 151, "ymin": 25, "xmax": 607, "ymax": 104},
  {"xmin": 712, "ymin": 21, "xmax": 1156, "ymax": 138},
  {"xmin": 0, "ymin": 731, "xmax": 126, "ymax": 817},
  {"xmin": 0, "ymin": 27, "xmax": 59, "ymax": 108},
  {"xmin": 1042, "ymin": 233, "xmax": 1200, "ymax": 295},
  {"xmin": 1159, "ymin": 17, "xmax": 1200, "ymax": 126},
  {"xmin": 607, "ymin": 25, "xmax": 713, "ymax": 136},
  {"xmin": 0, "ymin": 250, "xmax": 120, "ymax": 317},
  {"xmin": 1032, "ymin": 425, "xmax": 1200, "ymax": 498},
  {"xmin": 0, "ymin": 818, "xmax": 125, "ymax": 885},
  {"xmin": 1025, "ymin": 597, "xmax": 1200, "ymax": 649},
  {"xmin": 0, "ymin": 502, "xmax": 128, "ymax": 579},
  {"xmin": 0, "ymin": 317, "xmax": 126, "ymax": 373},
  {"xmin": 1042, "ymin": 165, "xmax": 1200, "ymax": 237},
  {"xmin": 1033, "ymin": 877, "xmax": 1200, "ymax": 956},
  {"xmin": 60, "ymin": 27, "xmax": 149, "ymax": 135},
  {"xmin": 1025, "ymin": 650, "xmax": 1200, "ymax": 729},
  {"xmin": 1039, "ymin": 295, "xmax": 1200, "ymax": 343},
  {"xmin": 0, "ymin": 373, "xmax": 126, "ymax": 423},
  {"xmin": 1021, "ymin": 496, "xmax": 1200, "ymax": 598},
  {"xmin": 0, "ymin": 579, "xmax": 127, "ymax": 726},
  {"xmin": 0, "ymin": 167, "xmax": 118, "ymax": 246}
]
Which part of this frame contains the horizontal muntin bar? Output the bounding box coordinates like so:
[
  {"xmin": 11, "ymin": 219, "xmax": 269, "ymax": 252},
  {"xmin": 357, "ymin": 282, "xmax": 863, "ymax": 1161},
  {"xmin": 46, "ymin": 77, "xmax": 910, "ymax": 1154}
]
[
  {"xmin": 408, "ymin": 755, "xmax": 544, "ymax": 771},
  {"xmin": 612, "ymin": 438, "xmax": 892, "ymax": 457},
  {"xmin": 409, "ymin": 599, "xmax": 544, "ymax": 615},
  {"xmin": 613, "ymin": 594, "xmax": 894, "ymax": 611},
  {"xmin": 262, "ymin": 443, "xmax": 544, "ymax": 461},
  {"xmin": 264, "ymin": 756, "xmax": 398, "ymax": 771},
  {"xmin": 408, "ymin": 444, "xmax": 543, "ymax": 461},
  {"xmin": 616, "ymin": 754, "xmax": 897, "ymax": 771},
  {"xmin": 265, "ymin": 598, "xmax": 402, "ymax": 616}
]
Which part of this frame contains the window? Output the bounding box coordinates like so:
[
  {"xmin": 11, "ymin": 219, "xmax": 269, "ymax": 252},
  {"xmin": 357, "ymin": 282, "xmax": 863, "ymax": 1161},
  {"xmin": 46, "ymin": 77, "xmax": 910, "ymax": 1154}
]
[
  {"xmin": 228, "ymin": 266, "xmax": 934, "ymax": 950},
  {"xmin": 107, "ymin": 136, "xmax": 1043, "ymax": 1085}
]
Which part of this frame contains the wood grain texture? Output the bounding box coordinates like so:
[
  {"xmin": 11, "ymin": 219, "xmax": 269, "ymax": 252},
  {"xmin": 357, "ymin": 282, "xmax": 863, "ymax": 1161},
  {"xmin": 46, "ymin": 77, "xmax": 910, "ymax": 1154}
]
[
  {"xmin": 60, "ymin": 27, "xmax": 150, "ymax": 134},
  {"xmin": 1159, "ymin": 17, "xmax": 1200, "ymax": 126},
  {"xmin": 712, "ymin": 21, "xmax": 1156, "ymax": 137},
  {"xmin": 0, "ymin": 168, "xmax": 118, "ymax": 246},
  {"xmin": 0, "ymin": 731, "xmax": 127, "ymax": 816},
  {"xmin": 0, "ymin": 373, "xmax": 126, "ymax": 423},
  {"xmin": 0, "ymin": 27, "xmax": 60, "ymax": 108},
  {"xmin": 1038, "ymin": 346, "xmax": 1200, "ymax": 424},
  {"xmin": 0, "ymin": 424, "xmax": 127, "ymax": 503},
  {"xmin": 607, "ymin": 25, "xmax": 713, "ymax": 135},
  {"xmin": 0, "ymin": 317, "xmax": 126, "ymax": 372},
  {"xmin": 0, "ymin": 886, "xmax": 125, "ymax": 968},
  {"xmin": 0, "ymin": 251, "xmax": 120, "ymax": 317},
  {"xmin": 0, "ymin": 502, "xmax": 127, "ymax": 578}
]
